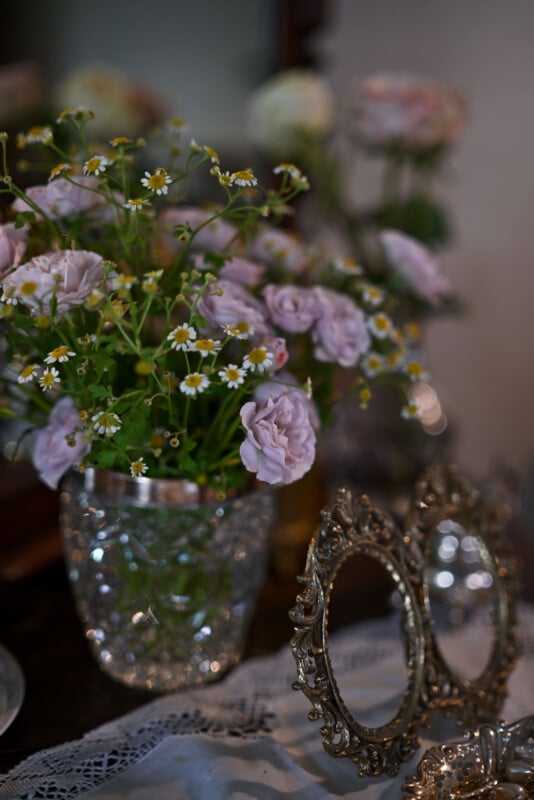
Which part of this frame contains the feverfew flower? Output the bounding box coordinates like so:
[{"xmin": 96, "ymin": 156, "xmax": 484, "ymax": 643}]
[
  {"xmin": 23, "ymin": 125, "xmax": 53, "ymax": 145},
  {"xmin": 333, "ymin": 256, "xmax": 363, "ymax": 276},
  {"xmin": 401, "ymin": 398, "xmax": 422, "ymax": 419},
  {"xmin": 17, "ymin": 363, "xmax": 39, "ymax": 384},
  {"xmin": 362, "ymin": 284, "xmax": 385, "ymax": 307},
  {"xmin": 141, "ymin": 168, "xmax": 172, "ymax": 195},
  {"xmin": 361, "ymin": 352, "xmax": 385, "ymax": 378},
  {"xmin": 167, "ymin": 323, "xmax": 197, "ymax": 351},
  {"xmin": 189, "ymin": 338, "xmax": 221, "ymax": 357},
  {"xmin": 218, "ymin": 364, "xmax": 246, "ymax": 389},
  {"xmin": 368, "ymin": 312, "xmax": 394, "ymax": 340},
  {"xmin": 130, "ymin": 457, "xmax": 148, "ymax": 477},
  {"xmin": 222, "ymin": 321, "xmax": 253, "ymax": 340},
  {"xmin": 124, "ymin": 198, "xmax": 149, "ymax": 212},
  {"xmin": 179, "ymin": 372, "xmax": 210, "ymax": 396},
  {"xmin": 232, "ymin": 168, "xmax": 257, "ymax": 187},
  {"xmin": 243, "ymin": 347, "xmax": 273, "ymax": 373},
  {"xmin": 39, "ymin": 367, "xmax": 60, "ymax": 391},
  {"xmin": 83, "ymin": 155, "xmax": 111, "ymax": 176},
  {"xmin": 45, "ymin": 346, "xmax": 76, "ymax": 364},
  {"xmin": 92, "ymin": 411, "xmax": 122, "ymax": 436},
  {"xmin": 404, "ymin": 360, "xmax": 429, "ymax": 382}
]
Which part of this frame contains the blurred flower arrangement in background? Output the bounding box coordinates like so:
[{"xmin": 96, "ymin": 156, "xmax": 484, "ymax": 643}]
[
  {"xmin": 0, "ymin": 100, "xmax": 433, "ymax": 494},
  {"xmin": 246, "ymin": 68, "xmax": 468, "ymax": 485},
  {"xmin": 246, "ymin": 68, "xmax": 467, "ymax": 306}
]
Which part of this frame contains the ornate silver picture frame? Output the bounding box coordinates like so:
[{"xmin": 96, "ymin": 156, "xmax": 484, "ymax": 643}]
[{"xmin": 289, "ymin": 464, "xmax": 521, "ymax": 778}]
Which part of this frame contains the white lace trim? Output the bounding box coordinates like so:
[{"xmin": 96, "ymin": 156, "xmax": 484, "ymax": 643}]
[{"xmin": 1, "ymin": 607, "xmax": 533, "ymax": 800}]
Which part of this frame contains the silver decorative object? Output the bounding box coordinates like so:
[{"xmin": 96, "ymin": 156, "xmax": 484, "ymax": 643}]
[
  {"xmin": 289, "ymin": 465, "xmax": 521, "ymax": 778},
  {"xmin": 289, "ymin": 488, "xmax": 432, "ymax": 778},
  {"xmin": 403, "ymin": 716, "xmax": 534, "ymax": 799},
  {"xmin": 60, "ymin": 468, "xmax": 274, "ymax": 692},
  {"xmin": 407, "ymin": 464, "xmax": 521, "ymax": 727}
]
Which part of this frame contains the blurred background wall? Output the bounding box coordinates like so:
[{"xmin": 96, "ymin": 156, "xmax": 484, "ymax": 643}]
[{"xmin": 3, "ymin": 0, "xmax": 533, "ymax": 487}]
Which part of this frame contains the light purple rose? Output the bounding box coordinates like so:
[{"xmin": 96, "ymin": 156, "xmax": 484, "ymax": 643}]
[
  {"xmin": 192, "ymin": 253, "xmax": 265, "ymax": 287},
  {"xmin": 32, "ymin": 397, "xmax": 90, "ymax": 489},
  {"xmin": 380, "ymin": 229, "xmax": 450, "ymax": 306},
  {"xmin": 156, "ymin": 206, "xmax": 238, "ymax": 264},
  {"xmin": 312, "ymin": 287, "xmax": 370, "ymax": 367},
  {"xmin": 12, "ymin": 177, "xmax": 112, "ymax": 221},
  {"xmin": 196, "ymin": 279, "xmax": 271, "ymax": 337},
  {"xmin": 248, "ymin": 228, "xmax": 308, "ymax": 274},
  {"xmin": 3, "ymin": 248, "xmax": 104, "ymax": 314},
  {"xmin": 263, "ymin": 284, "xmax": 320, "ymax": 332},
  {"xmin": 240, "ymin": 383, "xmax": 316, "ymax": 485},
  {"xmin": 0, "ymin": 222, "xmax": 27, "ymax": 279}
]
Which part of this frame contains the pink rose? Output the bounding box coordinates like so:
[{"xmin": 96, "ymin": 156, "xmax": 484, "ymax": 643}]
[
  {"xmin": 240, "ymin": 383, "xmax": 316, "ymax": 485},
  {"xmin": 32, "ymin": 397, "xmax": 90, "ymax": 489},
  {"xmin": 259, "ymin": 336, "xmax": 289, "ymax": 372},
  {"xmin": 312, "ymin": 287, "xmax": 370, "ymax": 367},
  {"xmin": 3, "ymin": 249, "xmax": 104, "ymax": 314},
  {"xmin": 196, "ymin": 279, "xmax": 270, "ymax": 337},
  {"xmin": 12, "ymin": 177, "xmax": 112, "ymax": 221},
  {"xmin": 263, "ymin": 284, "xmax": 320, "ymax": 332},
  {"xmin": 380, "ymin": 229, "xmax": 450, "ymax": 306},
  {"xmin": 156, "ymin": 206, "xmax": 238, "ymax": 264},
  {"xmin": 354, "ymin": 72, "xmax": 467, "ymax": 151},
  {"xmin": 249, "ymin": 229, "xmax": 308, "ymax": 274},
  {"xmin": 0, "ymin": 222, "xmax": 27, "ymax": 279}
]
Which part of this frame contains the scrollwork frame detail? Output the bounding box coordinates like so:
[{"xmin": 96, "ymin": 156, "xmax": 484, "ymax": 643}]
[
  {"xmin": 289, "ymin": 487, "xmax": 431, "ymax": 778},
  {"xmin": 406, "ymin": 463, "xmax": 521, "ymax": 728}
]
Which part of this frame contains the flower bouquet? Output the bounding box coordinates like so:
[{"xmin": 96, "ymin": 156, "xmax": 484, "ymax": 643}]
[
  {"xmin": 0, "ymin": 104, "xmax": 442, "ymax": 689},
  {"xmin": 0, "ymin": 107, "xmax": 429, "ymax": 494}
]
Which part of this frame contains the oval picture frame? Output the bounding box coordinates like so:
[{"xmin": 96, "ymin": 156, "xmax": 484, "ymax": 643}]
[
  {"xmin": 406, "ymin": 463, "xmax": 521, "ymax": 727},
  {"xmin": 289, "ymin": 487, "xmax": 431, "ymax": 778}
]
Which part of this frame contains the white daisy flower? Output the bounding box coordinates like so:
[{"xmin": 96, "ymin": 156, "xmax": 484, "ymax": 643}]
[
  {"xmin": 83, "ymin": 155, "xmax": 111, "ymax": 176},
  {"xmin": 401, "ymin": 398, "xmax": 422, "ymax": 420},
  {"xmin": 141, "ymin": 168, "xmax": 172, "ymax": 196},
  {"xmin": 92, "ymin": 411, "xmax": 122, "ymax": 436},
  {"xmin": 129, "ymin": 457, "xmax": 148, "ymax": 477},
  {"xmin": 124, "ymin": 198, "xmax": 149, "ymax": 212},
  {"xmin": 222, "ymin": 321, "xmax": 253, "ymax": 340},
  {"xmin": 333, "ymin": 256, "xmax": 363, "ymax": 275},
  {"xmin": 45, "ymin": 345, "xmax": 76, "ymax": 364},
  {"xmin": 17, "ymin": 364, "xmax": 39, "ymax": 384},
  {"xmin": 362, "ymin": 284, "xmax": 385, "ymax": 306},
  {"xmin": 179, "ymin": 372, "xmax": 210, "ymax": 397},
  {"xmin": 167, "ymin": 324, "xmax": 197, "ymax": 351},
  {"xmin": 232, "ymin": 168, "xmax": 257, "ymax": 187},
  {"xmin": 218, "ymin": 364, "xmax": 246, "ymax": 389},
  {"xmin": 404, "ymin": 360, "xmax": 430, "ymax": 382},
  {"xmin": 243, "ymin": 347, "xmax": 273, "ymax": 373},
  {"xmin": 189, "ymin": 338, "xmax": 221, "ymax": 357},
  {"xmin": 361, "ymin": 352, "xmax": 385, "ymax": 378},
  {"xmin": 368, "ymin": 312, "xmax": 394, "ymax": 339},
  {"xmin": 39, "ymin": 367, "xmax": 60, "ymax": 391}
]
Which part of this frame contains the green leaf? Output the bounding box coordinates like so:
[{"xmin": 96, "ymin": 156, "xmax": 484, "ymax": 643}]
[{"xmin": 15, "ymin": 211, "xmax": 36, "ymax": 228}]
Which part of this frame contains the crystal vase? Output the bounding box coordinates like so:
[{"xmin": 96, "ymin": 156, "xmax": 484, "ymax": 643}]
[{"xmin": 59, "ymin": 469, "xmax": 274, "ymax": 692}]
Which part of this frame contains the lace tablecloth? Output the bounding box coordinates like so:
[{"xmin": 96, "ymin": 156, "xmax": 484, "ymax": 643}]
[{"xmin": 1, "ymin": 605, "xmax": 534, "ymax": 800}]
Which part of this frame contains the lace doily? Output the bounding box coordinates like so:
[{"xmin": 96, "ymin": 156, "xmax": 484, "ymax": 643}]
[{"xmin": 1, "ymin": 608, "xmax": 533, "ymax": 800}]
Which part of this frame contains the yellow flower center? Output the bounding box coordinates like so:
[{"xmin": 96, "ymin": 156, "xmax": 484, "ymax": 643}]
[
  {"xmin": 20, "ymin": 364, "xmax": 36, "ymax": 379},
  {"xmin": 41, "ymin": 372, "xmax": 57, "ymax": 388},
  {"xmin": 148, "ymin": 171, "xmax": 167, "ymax": 190},
  {"xmin": 97, "ymin": 412, "xmax": 116, "ymax": 429},
  {"xmin": 185, "ymin": 374, "xmax": 203, "ymax": 389},
  {"xmin": 172, "ymin": 329, "xmax": 190, "ymax": 343},
  {"xmin": 110, "ymin": 136, "xmax": 132, "ymax": 146},
  {"xmin": 375, "ymin": 315, "xmax": 388, "ymax": 331},
  {"xmin": 225, "ymin": 368, "xmax": 240, "ymax": 382},
  {"xmin": 85, "ymin": 157, "xmax": 101, "ymax": 173},
  {"xmin": 131, "ymin": 460, "xmax": 146, "ymax": 476},
  {"xmin": 407, "ymin": 361, "xmax": 424, "ymax": 378},
  {"xmin": 247, "ymin": 348, "xmax": 267, "ymax": 365},
  {"xmin": 50, "ymin": 345, "xmax": 70, "ymax": 360},
  {"xmin": 19, "ymin": 281, "xmax": 38, "ymax": 296},
  {"xmin": 194, "ymin": 339, "xmax": 216, "ymax": 352}
]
